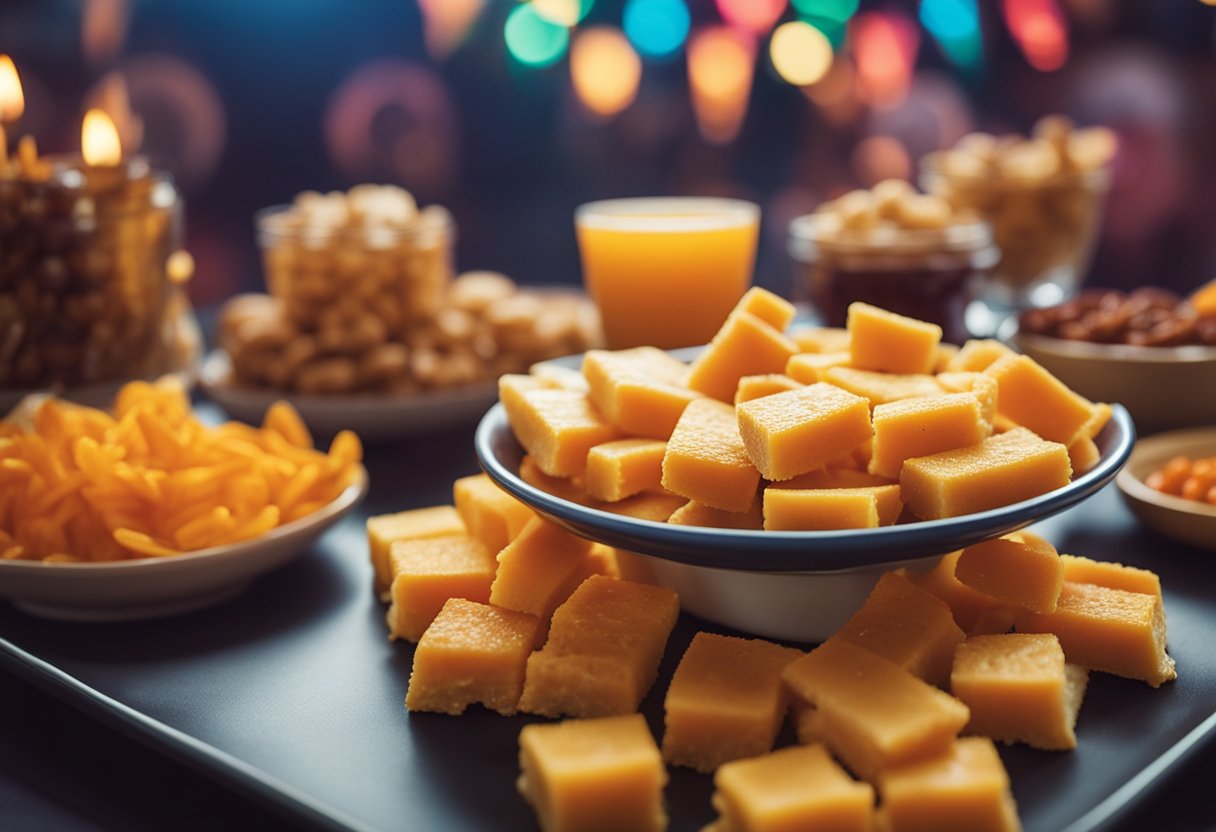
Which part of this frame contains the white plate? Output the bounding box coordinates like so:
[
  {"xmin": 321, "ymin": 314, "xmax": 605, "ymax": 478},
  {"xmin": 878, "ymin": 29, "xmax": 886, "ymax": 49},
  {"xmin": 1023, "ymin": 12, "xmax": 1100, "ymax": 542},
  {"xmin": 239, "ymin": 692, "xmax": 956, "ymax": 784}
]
[
  {"xmin": 0, "ymin": 466, "xmax": 368, "ymax": 621},
  {"xmin": 1117, "ymin": 427, "xmax": 1216, "ymax": 551},
  {"xmin": 200, "ymin": 350, "xmax": 498, "ymax": 440}
]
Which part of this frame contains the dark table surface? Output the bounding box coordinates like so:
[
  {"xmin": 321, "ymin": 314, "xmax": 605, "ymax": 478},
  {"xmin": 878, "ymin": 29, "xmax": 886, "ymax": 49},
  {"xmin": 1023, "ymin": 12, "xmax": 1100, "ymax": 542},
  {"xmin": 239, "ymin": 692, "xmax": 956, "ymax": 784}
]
[{"xmin": 1, "ymin": 416, "xmax": 1215, "ymax": 832}]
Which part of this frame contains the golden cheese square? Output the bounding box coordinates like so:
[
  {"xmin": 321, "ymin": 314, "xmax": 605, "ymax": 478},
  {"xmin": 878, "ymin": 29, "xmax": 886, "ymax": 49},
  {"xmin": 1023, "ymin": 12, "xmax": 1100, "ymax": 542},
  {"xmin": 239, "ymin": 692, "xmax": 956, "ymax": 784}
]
[
  {"xmin": 385, "ymin": 533, "xmax": 497, "ymax": 643},
  {"xmin": 707, "ymin": 744, "xmax": 874, "ymax": 832},
  {"xmin": 951, "ymin": 633, "xmax": 1088, "ymax": 751},
  {"xmin": 781, "ymin": 638, "xmax": 971, "ymax": 780},
  {"xmin": 763, "ymin": 486, "xmax": 903, "ymax": 531},
  {"xmin": 876, "ymin": 738, "xmax": 1020, "ymax": 832},
  {"xmin": 1058, "ymin": 554, "xmax": 1162, "ymax": 600},
  {"xmin": 847, "ymin": 302, "xmax": 943, "ymax": 375},
  {"xmin": 785, "ymin": 350, "xmax": 853, "ymax": 384},
  {"xmin": 790, "ymin": 325, "xmax": 851, "ymax": 354},
  {"xmin": 661, "ymin": 398, "xmax": 761, "ymax": 512},
  {"xmin": 584, "ymin": 439, "xmax": 667, "ymax": 502},
  {"xmin": 667, "ymin": 498, "xmax": 764, "ymax": 530},
  {"xmin": 944, "ymin": 339, "xmax": 1016, "ymax": 373},
  {"xmin": 955, "ymin": 533, "xmax": 1064, "ymax": 614},
  {"xmin": 869, "ymin": 393, "xmax": 991, "ymax": 480},
  {"xmin": 985, "ymin": 354, "xmax": 1098, "ymax": 445},
  {"xmin": 910, "ymin": 551, "xmax": 1014, "ymax": 634},
  {"xmin": 405, "ymin": 598, "xmax": 542, "ymax": 716},
  {"xmin": 517, "ymin": 714, "xmax": 667, "ymax": 832},
  {"xmin": 737, "ymin": 383, "xmax": 872, "ymax": 482},
  {"xmin": 900, "ymin": 428, "xmax": 1072, "ymax": 520},
  {"xmin": 499, "ymin": 378, "xmax": 620, "ymax": 478},
  {"xmin": 367, "ymin": 505, "xmax": 465, "ymax": 598},
  {"xmin": 581, "ymin": 347, "xmax": 701, "ymax": 440},
  {"xmin": 454, "ymin": 473, "xmax": 535, "ymax": 555},
  {"xmin": 518, "ymin": 576, "xmax": 680, "ymax": 718},
  {"xmin": 490, "ymin": 517, "xmax": 595, "ymax": 626},
  {"xmin": 662, "ymin": 632, "xmax": 803, "ymax": 772},
  {"xmin": 687, "ymin": 311, "xmax": 799, "ymax": 402},
  {"xmin": 733, "ymin": 373, "xmax": 803, "ymax": 405},
  {"xmin": 735, "ymin": 286, "xmax": 797, "ymax": 330},
  {"xmin": 1015, "ymin": 581, "xmax": 1176, "ymax": 687},
  {"xmin": 823, "ymin": 366, "xmax": 946, "ymax": 407},
  {"xmin": 834, "ymin": 572, "xmax": 965, "ymax": 689}
]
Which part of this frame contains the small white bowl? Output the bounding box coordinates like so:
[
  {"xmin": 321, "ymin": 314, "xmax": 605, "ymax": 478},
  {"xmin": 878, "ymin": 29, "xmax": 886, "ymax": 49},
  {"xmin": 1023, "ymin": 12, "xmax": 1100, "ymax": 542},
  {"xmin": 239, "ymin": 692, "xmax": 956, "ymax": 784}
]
[
  {"xmin": 0, "ymin": 466, "xmax": 368, "ymax": 621},
  {"xmin": 1015, "ymin": 331, "xmax": 1216, "ymax": 435},
  {"xmin": 1117, "ymin": 427, "xmax": 1216, "ymax": 551}
]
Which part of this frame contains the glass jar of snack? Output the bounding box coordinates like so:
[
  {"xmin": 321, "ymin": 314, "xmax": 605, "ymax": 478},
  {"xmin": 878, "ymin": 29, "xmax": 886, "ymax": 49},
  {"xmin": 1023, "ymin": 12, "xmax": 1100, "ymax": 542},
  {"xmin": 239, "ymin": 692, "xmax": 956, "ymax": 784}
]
[
  {"xmin": 921, "ymin": 116, "xmax": 1115, "ymax": 323},
  {"xmin": 257, "ymin": 185, "xmax": 455, "ymax": 340},
  {"xmin": 789, "ymin": 181, "xmax": 997, "ymax": 344},
  {"xmin": 0, "ymin": 156, "xmax": 190, "ymax": 391}
]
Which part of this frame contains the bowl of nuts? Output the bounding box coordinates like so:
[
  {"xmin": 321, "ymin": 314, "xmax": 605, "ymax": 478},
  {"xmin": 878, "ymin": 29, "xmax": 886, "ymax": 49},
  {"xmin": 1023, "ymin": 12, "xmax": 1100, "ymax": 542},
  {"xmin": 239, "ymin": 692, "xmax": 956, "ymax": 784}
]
[
  {"xmin": 203, "ymin": 186, "xmax": 602, "ymax": 438},
  {"xmin": 1014, "ymin": 283, "xmax": 1216, "ymax": 435},
  {"xmin": 921, "ymin": 116, "xmax": 1115, "ymax": 316},
  {"xmin": 788, "ymin": 180, "xmax": 997, "ymax": 345}
]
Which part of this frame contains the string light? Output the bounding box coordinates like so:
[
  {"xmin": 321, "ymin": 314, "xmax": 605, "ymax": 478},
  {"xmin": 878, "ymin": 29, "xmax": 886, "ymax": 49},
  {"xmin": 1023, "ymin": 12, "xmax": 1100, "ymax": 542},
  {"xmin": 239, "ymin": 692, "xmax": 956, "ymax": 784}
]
[
  {"xmin": 920, "ymin": 0, "xmax": 983, "ymax": 69},
  {"xmin": 770, "ymin": 21, "xmax": 833, "ymax": 87},
  {"xmin": 504, "ymin": 4, "xmax": 570, "ymax": 68},
  {"xmin": 688, "ymin": 26, "xmax": 755, "ymax": 144},
  {"xmin": 716, "ymin": 0, "xmax": 787, "ymax": 36},
  {"xmin": 532, "ymin": 0, "xmax": 595, "ymax": 27},
  {"xmin": 623, "ymin": 0, "xmax": 690, "ymax": 59},
  {"xmin": 1002, "ymin": 0, "xmax": 1069, "ymax": 71},
  {"xmin": 851, "ymin": 11, "xmax": 920, "ymax": 109},
  {"xmin": 571, "ymin": 27, "xmax": 642, "ymax": 117}
]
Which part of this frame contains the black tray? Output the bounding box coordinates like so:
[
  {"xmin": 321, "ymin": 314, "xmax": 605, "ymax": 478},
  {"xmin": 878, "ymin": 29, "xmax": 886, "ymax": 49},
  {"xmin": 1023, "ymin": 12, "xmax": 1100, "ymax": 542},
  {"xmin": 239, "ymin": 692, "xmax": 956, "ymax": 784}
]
[{"xmin": 1, "ymin": 452, "xmax": 1213, "ymax": 832}]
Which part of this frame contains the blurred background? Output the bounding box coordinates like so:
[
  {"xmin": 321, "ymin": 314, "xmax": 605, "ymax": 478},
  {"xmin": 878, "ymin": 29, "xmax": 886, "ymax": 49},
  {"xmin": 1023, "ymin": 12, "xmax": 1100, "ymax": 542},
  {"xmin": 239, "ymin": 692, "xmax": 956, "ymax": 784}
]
[{"xmin": 1, "ymin": 0, "xmax": 1214, "ymax": 306}]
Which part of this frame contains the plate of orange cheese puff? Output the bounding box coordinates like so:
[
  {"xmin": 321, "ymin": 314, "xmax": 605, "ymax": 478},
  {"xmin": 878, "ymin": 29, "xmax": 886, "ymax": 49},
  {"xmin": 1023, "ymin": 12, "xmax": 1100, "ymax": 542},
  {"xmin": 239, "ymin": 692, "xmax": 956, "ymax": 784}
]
[{"xmin": 0, "ymin": 379, "xmax": 366, "ymax": 620}]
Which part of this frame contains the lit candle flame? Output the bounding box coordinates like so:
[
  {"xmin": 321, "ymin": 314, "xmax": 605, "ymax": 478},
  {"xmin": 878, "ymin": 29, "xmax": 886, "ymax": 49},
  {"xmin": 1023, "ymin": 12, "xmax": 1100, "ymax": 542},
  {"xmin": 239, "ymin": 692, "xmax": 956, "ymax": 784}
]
[
  {"xmin": 0, "ymin": 55, "xmax": 25, "ymax": 123},
  {"xmin": 82, "ymin": 107, "xmax": 123, "ymax": 166}
]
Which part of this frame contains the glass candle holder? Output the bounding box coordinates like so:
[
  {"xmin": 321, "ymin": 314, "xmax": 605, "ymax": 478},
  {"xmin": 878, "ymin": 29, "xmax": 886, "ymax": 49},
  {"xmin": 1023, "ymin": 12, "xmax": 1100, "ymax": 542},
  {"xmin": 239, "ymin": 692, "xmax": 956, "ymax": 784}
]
[
  {"xmin": 789, "ymin": 213, "xmax": 997, "ymax": 345},
  {"xmin": 0, "ymin": 158, "xmax": 186, "ymax": 390}
]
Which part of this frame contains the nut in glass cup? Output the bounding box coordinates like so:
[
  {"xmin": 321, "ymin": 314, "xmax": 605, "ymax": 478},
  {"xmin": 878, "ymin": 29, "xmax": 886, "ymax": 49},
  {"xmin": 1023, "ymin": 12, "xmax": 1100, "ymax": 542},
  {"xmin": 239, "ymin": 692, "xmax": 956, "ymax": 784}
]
[
  {"xmin": 788, "ymin": 212, "xmax": 998, "ymax": 345},
  {"xmin": 256, "ymin": 192, "xmax": 455, "ymax": 342},
  {"xmin": 575, "ymin": 197, "xmax": 760, "ymax": 350},
  {"xmin": 920, "ymin": 145, "xmax": 1111, "ymax": 315}
]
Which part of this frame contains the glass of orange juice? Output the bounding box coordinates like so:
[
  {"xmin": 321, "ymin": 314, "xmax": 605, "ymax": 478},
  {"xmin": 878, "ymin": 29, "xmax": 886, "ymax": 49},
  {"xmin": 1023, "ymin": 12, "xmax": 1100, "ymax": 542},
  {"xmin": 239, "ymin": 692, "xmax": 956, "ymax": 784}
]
[{"xmin": 575, "ymin": 197, "xmax": 760, "ymax": 349}]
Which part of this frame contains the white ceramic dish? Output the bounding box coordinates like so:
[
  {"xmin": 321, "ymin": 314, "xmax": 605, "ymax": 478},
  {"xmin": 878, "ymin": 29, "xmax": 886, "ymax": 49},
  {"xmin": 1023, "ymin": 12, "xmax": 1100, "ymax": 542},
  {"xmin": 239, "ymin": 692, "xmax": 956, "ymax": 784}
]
[
  {"xmin": 1015, "ymin": 331, "xmax": 1216, "ymax": 435},
  {"xmin": 200, "ymin": 350, "xmax": 497, "ymax": 440},
  {"xmin": 1117, "ymin": 427, "xmax": 1216, "ymax": 551},
  {"xmin": 0, "ymin": 466, "xmax": 368, "ymax": 621}
]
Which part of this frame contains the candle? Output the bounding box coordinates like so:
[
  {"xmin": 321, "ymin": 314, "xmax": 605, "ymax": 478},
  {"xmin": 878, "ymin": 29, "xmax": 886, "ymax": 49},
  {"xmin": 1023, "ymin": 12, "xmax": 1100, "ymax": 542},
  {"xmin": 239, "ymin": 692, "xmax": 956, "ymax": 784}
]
[
  {"xmin": 0, "ymin": 53, "xmax": 23, "ymax": 171},
  {"xmin": 0, "ymin": 58, "xmax": 188, "ymax": 391}
]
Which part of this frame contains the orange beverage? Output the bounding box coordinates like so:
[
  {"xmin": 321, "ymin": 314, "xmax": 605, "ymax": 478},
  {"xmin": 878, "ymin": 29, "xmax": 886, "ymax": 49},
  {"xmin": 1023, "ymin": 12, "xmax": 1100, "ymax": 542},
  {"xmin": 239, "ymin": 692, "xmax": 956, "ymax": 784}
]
[{"xmin": 576, "ymin": 197, "xmax": 760, "ymax": 349}]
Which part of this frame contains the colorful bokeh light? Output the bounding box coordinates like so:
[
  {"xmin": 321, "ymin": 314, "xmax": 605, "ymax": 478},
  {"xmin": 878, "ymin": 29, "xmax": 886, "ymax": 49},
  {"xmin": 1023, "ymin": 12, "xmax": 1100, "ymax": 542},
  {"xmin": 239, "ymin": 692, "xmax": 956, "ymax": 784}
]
[
  {"xmin": 716, "ymin": 0, "xmax": 787, "ymax": 36},
  {"xmin": 851, "ymin": 11, "xmax": 920, "ymax": 109},
  {"xmin": 688, "ymin": 25, "xmax": 755, "ymax": 144},
  {"xmin": 1002, "ymin": 0, "xmax": 1069, "ymax": 71},
  {"xmin": 504, "ymin": 4, "xmax": 570, "ymax": 68},
  {"xmin": 571, "ymin": 27, "xmax": 642, "ymax": 117},
  {"xmin": 623, "ymin": 0, "xmax": 690, "ymax": 59},
  {"xmin": 532, "ymin": 0, "xmax": 595, "ymax": 27},
  {"xmin": 792, "ymin": 0, "xmax": 859, "ymax": 23},
  {"xmin": 920, "ymin": 0, "xmax": 983, "ymax": 69},
  {"xmin": 770, "ymin": 21, "xmax": 833, "ymax": 86},
  {"xmin": 418, "ymin": 0, "xmax": 485, "ymax": 59}
]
